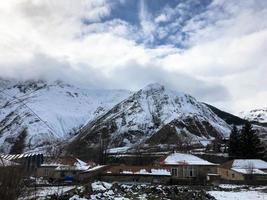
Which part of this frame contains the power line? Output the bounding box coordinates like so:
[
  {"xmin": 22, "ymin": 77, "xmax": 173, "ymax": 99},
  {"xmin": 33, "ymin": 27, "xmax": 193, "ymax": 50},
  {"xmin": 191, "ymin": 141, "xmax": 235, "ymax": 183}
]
[{"xmin": 0, "ymin": 89, "xmax": 57, "ymax": 136}]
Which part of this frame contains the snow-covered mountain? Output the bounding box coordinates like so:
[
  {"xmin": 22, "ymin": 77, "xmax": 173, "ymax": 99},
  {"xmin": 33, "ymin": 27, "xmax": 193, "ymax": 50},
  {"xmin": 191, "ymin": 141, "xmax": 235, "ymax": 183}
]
[
  {"xmin": 0, "ymin": 79, "xmax": 131, "ymax": 153},
  {"xmin": 4, "ymin": 79, "xmax": 265, "ymax": 155},
  {"xmin": 72, "ymin": 83, "xmax": 231, "ymax": 152},
  {"xmin": 240, "ymin": 108, "xmax": 267, "ymax": 123}
]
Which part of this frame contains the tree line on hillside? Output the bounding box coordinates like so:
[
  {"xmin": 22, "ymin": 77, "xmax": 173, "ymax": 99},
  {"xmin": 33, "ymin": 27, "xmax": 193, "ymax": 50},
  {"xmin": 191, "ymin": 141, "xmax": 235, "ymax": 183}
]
[{"xmin": 228, "ymin": 122, "xmax": 266, "ymax": 159}]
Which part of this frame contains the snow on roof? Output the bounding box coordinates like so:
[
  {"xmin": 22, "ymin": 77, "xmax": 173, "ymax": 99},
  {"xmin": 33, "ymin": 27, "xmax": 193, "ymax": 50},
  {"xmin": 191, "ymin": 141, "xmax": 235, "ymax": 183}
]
[
  {"xmin": 119, "ymin": 168, "xmax": 170, "ymax": 176},
  {"xmin": 0, "ymin": 153, "xmax": 43, "ymax": 160},
  {"xmin": 107, "ymin": 147, "xmax": 130, "ymax": 154},
  {"xmin": 81, "ymin": 165, "xmax": 107, "ymax": 173},
  {"xmin": 232, "ymin": 159, "xmax": 267, "ymax": 169},
  {"xmin": 74, "ymin": 159, "xmax": 90, "ymax": 170},
  {"xmin": 135, "ymin": 169, "xmax": 170, "ymax": 176},
  {"xmin": 163, "ymin": 152, "xmax": 216, "ymax": 166},
  {"xmin": 41, "ymin": 163, "xmax": 62, "ymax": 167},
  {"xmin": 231, "ymin": 168, "xmax": 267, "ymax": 175},
  {"xmin": 44, "ymin": 157, "xmax": 92, "ymax": 171},
  {"xmin": 0, "ymin": 157, "xmax": 19, "ymax": 166}
]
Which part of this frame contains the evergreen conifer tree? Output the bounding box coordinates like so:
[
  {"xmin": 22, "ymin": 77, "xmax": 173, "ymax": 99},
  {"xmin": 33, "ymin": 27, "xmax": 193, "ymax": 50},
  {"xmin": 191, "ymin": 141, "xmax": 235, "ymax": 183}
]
[
  {"xmin": 239, "ymin": 122, "xmax": 264, "ymax": 159},
  {"xmin": 228, "ymin": 125, "xmax": 240, "ymax": 158}
]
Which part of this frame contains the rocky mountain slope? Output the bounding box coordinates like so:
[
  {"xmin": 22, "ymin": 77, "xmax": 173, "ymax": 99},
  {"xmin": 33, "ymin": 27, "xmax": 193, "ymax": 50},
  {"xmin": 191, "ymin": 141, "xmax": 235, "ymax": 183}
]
[
  {"xmin": 72, "ymin": 83, "xmax": 232, "ymax": 154},
  {"xmin": 206, "ymin": 104, "xmax": 267, "ymax": 144},
  {"xmin": 205, "ymin": 104, "xmax": 248, "ymax": 126},
  {"xmin": 240, "ymin": 108, "xmax": 267, "ymax": 123},
  {"xmin": 1, "ymin": 78, "xmax": 265, "ymax": 155},
  {"xmin": 0, "ymin": 79, "xmax": 131, "ymax": 153}
]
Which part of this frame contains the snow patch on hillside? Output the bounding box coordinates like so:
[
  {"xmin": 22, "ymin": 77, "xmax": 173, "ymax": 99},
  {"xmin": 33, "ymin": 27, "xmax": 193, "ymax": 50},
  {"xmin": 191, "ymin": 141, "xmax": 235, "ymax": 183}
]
[{"xmin": 240, "ymin": 108, "xmax": 267, "ymax": 123}]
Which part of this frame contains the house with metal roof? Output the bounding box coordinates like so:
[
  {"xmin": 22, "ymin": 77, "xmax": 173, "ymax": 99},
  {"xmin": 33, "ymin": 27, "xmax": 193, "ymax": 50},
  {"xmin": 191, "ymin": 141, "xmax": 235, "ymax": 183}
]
[
  {"xmin": 218, "ymin": 159, "xmax": 267, "ymax": 183},
  {"xmin": 0, "ymin": 153, "xmax": 43, "ymax": 173},
  {"xmin": 160, "ymin": 152, "xmax": 219, "ymax": 184}
]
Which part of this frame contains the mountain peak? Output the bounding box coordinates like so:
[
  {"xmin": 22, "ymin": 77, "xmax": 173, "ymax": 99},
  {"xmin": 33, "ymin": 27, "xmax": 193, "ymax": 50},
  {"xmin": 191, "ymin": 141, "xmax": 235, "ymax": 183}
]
[{"xmin": 142, "ymin": 83, "xmax": 165, "ymax": 92}]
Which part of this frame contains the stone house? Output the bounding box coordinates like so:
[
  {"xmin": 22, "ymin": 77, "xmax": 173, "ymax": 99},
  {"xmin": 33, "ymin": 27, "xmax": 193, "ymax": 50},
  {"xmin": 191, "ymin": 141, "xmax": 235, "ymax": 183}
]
[
  {"xmin": 36, "ymin": 157, "xmax": 94, "ymax": 182},
  {"xmin": 218, "ymin": 159, "xmax": 267, "ymax": 183},
  {"xmin": 159, "ymin": 152, "xmax": 219, "ymax": 184}
]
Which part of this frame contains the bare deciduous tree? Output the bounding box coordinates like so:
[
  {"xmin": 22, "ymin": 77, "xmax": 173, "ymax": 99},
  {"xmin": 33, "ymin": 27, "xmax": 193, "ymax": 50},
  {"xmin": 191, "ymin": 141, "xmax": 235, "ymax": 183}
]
[
  {"xmin": 0, "ymin": 166, "xmax": 24, "ymax": 200},
  {"xmin": 246, "ymin": 161, "xmax": 255, "ymax": 180}
]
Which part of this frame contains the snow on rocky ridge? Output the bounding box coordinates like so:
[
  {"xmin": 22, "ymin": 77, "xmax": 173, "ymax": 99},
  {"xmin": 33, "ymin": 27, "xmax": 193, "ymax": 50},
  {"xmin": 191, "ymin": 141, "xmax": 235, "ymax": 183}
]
[
  {"xmin": 0, "ymin": 79, "xmax": 238, "ymax": 154},
  {"xmin": 74, "ymin": 83, "xmax": 231, "ymax": 152},
  {"xmin": 0, "ymin": 78, "xmax": 131, "ymax": 153},
  {"xmin": 240, "ymin": 108, "xmax": 267, "ymax": 123}
]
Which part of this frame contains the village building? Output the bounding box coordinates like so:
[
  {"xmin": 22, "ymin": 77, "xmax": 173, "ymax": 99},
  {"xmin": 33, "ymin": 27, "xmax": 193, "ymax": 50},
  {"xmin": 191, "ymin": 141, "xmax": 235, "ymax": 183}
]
[
  {"xmin": 218, "ymin": 159, "xmax": 267, "ymax": 183},
  {"xmin": 78, "ymin": 165, "xmax": 109, "ymax": 182},
  {"xmin": 100, "ymin": 164, "xmax": 171, "ymax": 184},
  {"xmin": 0, "ymin": 157, "xmax": 19, "ymax": 167},
  {"xmin": 0, "ymin": 153, "xmax": 43, "ymax": 173},
  {"xmin": 159, "ymin": 152, "xmax": 219, "ymax": 184},
  {"xmin": 36, "ymin": 157, "xmax": 94, "ymax": 182}
]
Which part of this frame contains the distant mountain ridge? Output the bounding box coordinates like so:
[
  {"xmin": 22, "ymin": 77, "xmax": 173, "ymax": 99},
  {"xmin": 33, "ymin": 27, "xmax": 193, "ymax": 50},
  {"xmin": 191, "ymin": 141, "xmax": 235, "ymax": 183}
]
[
  {"xmin": 204, "ymin": 104, "xmax": 248, "ymax": 125},
  {"xmin": 240, "ymin": 108, "xmax": 267, "ymax": 123}
]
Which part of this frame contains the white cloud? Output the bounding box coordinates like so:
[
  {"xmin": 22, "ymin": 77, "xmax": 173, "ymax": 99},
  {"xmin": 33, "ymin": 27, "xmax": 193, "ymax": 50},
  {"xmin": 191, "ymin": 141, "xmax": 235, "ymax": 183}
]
[
  {"xmin": 0, "ymin": 0, "xmax": 266, "ymax": 114},
  {"xmin": 155, "ymin": 14, "xmax": 168, "ymax": 23}
]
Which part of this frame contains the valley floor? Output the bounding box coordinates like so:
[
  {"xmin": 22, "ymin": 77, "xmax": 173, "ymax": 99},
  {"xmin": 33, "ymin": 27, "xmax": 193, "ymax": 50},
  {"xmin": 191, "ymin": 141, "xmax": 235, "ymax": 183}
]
[{"xmin": 19, "ymin": 182, "xmax": 267, "ymax": 200}]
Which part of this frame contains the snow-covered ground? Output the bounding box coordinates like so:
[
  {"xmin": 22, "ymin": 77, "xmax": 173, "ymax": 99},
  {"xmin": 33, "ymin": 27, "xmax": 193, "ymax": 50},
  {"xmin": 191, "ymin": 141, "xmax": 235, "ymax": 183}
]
[
  {"xmin": 208, "ymin": 190, "xmax": 267, "ymax": 200},
  {"xmin": 208, "ymin": 184, "xmax": 267, "ymax": 200},
  {"xmin": 19, "ymin": 186, "xmax": 75, "ymax": 200},
  {"xmin": 19, "ymin": 182, "xmax": 267, "ymax": 200}
]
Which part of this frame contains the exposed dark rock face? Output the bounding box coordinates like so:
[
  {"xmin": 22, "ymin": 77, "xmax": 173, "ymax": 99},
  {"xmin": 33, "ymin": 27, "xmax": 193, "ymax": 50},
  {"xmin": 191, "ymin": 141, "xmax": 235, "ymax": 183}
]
[{"xmin": 205, "ymin": 103, "xmax": 247, "ymax": 125}]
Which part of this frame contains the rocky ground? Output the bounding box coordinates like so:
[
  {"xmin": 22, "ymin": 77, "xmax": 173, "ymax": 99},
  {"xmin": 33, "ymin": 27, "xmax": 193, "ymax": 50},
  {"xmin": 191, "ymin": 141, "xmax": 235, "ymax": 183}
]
[{"xmin": 19, "ymin": 182, "xmax": 267, "ymax": 200}]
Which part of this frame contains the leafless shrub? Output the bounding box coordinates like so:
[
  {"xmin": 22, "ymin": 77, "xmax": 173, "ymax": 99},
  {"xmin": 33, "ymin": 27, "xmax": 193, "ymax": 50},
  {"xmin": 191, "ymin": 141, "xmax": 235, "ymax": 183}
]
[{"xmin": 0, "ymin": 166, "xmax": 24, "ymax": 200}]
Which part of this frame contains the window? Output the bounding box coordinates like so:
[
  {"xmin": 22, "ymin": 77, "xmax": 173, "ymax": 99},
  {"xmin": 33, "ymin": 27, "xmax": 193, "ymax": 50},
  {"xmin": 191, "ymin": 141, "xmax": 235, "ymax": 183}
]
[
  {"xmin": 60, "ymin": 171, "xmax": 65, "ymax": 177},
  {"xmin": 232, "ymin": 173, "xmax": 235, "ymax": 178},
  {"xmin": 171, "ymin": 168, "xmax": 178, "ymax": 176},
  {"xmin": 190, "ymin": 169, "xmax": 193, "ymax": 177}
]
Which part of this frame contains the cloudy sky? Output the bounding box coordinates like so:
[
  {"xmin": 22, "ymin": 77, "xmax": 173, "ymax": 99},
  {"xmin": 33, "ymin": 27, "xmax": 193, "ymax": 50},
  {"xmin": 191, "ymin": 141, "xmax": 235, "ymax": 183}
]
[{"xmin": 0, "ymin": 0, "xmax": 266, "ymax": 114}]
